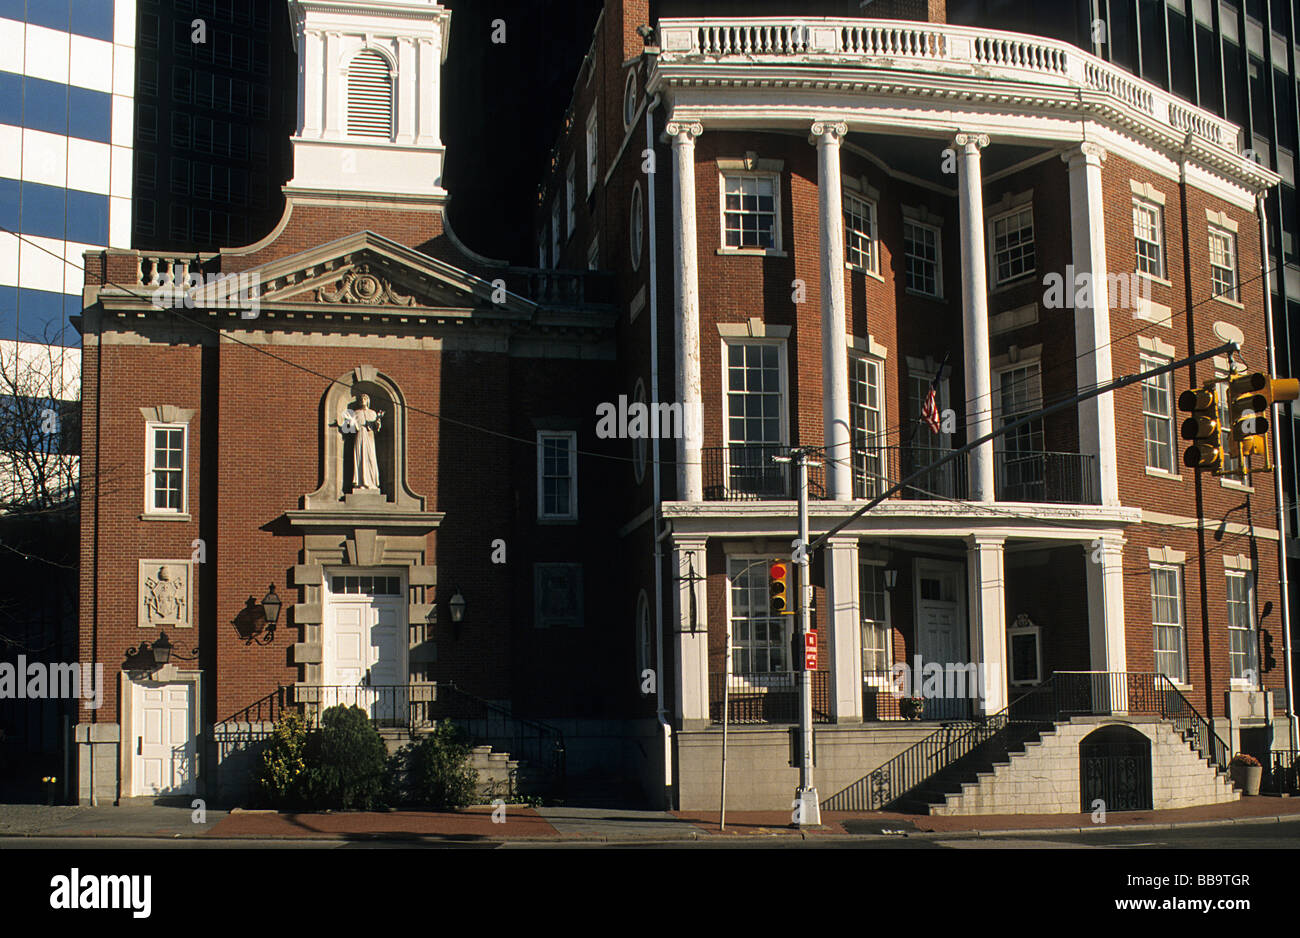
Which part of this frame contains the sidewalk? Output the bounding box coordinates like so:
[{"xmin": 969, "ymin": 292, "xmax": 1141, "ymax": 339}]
[{"xmin": 0, "ymin": 795, "xmax": 1297, "ymax": 843}]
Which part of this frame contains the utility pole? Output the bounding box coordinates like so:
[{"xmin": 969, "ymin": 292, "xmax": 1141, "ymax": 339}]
[{"xmin": 776, "ymin": 447, "xmax": 821, "ymax": 827}]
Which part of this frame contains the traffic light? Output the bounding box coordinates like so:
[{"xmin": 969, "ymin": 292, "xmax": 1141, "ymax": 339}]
[
  {"xmin": 1227, "ymin": 373, "xmax": 1269, "ymax": 463},
  {"xmin": 768, "ymin": 560, "xmax": 791, "ymax": 615},
  {"xmin": 1262, "ymin": 628, "xmax": 1276, "ymax": 673},
  {"xmin": 1178, "ymin": 384, "xmax": 1221, "ymax": 472}
]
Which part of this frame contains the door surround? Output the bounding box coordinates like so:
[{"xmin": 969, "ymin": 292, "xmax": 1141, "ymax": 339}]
[
  {"xmin": 119, "ymin": 668, "xmax": 202, "ymax": 799},
  {"xmin": 321, "ymin": 566, "xmax": 410, "ymax": 690}
]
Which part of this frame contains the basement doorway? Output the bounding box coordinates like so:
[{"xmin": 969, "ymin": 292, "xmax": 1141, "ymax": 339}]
[{"xmin": 1079, "ymin": 724, "xmax": 1152, "ymax": 813}]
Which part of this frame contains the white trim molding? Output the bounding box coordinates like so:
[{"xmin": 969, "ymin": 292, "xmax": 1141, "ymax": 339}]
[{"xmin": 1148, "ymin": 546, "xmax": 1188, "ymax": 565}]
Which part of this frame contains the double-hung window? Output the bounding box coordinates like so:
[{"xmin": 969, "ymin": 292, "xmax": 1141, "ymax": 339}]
[
  {"xmin": 844, "ymin": 193, "xmax": 878, "ymax": 273},
  {"xmin": 1209, "ymin": 227, "xmax": 1239, "ymax": 301},
  {"xmin": 849, "ymin": 354, "xmax": 886, "ymax": 498},
  {"xmin": 1151, "ymin": 564, "xmax": 1186, "ymax": 682},
  {"xmin": 537, "ymin": 431, "xmax": 577, "ymax": 520},
  {"xmin": 1133, "ymin": 199, "xmax": 1165, "ymax": 278},
  {"xmin": 1141, "ymin": 352, "xmax": 1176, "ymax": 472},
  {"xmin": 724, "ymin": 341, "xmax": 784, "ymax": 496},
  {"xmin": 722, "ymin": 174, "xmax": 779, "ymax": 250},
  {"xmin": 728, "ymin": 558, "xmax": 788, "ymax": 674},
  {"xmin": 585, "ymin": 107, "xmax": 598, "ymax": 196},
  {"xmin": 903, "ymin": 220, "xmax": 941, "ymax": 296},
  {"xmin": 990, "ymin": 205, "xmax": 1035, "ymax": 285},
  {"xmin": 565, "ymin": 160, "xmax": 576, "ymax": 237},
  {"xmin": 145, "ymin": 423, "xmax": 187, "ymax": 514},
  {"xmin": 859, "ymin": 562, "xmax": 891, "ymax": 676},
  {"xmin": 1227, "ymin": 570, "xmax": 1257, "ymax": 682},
  {"xmin": 995, "ymin": 362, "xmax": 1045, "ymax": 500},
  {"xmin": 1216, "ymin": 373, "xmax": 1244, "ymax": 480}
]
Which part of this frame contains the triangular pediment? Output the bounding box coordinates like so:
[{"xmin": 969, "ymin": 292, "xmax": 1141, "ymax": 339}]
[{"xmin": 203, "ymin": 230, "xmax": 536, "ymax": 317}]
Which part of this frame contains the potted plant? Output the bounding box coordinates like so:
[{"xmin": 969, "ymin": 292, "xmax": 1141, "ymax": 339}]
[
  {"xmin": 900, "ymin": 696, "xmax": 927, "ymax": 721},
  {"xmin": 1229, "ymin": 752, "xmax": 1263, "ymax": 796}
]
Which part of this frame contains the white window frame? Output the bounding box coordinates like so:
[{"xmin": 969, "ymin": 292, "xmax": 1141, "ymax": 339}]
[
  {"xmin": 1209, "ymin": 226, "xmax": 1239, "ymax": 302},
  {"xmin": 566, "ymin": 159, "xmax": 576, "ymax": 238},
  {"xmin": 144, "ymin": 422, "xmax": 188, "ymax": 516},
  {"xmin": 622, "ymin": 70, "xmax": 638, "ymax": 130},
  {"xmin": 1007, "ymin": 616, "xmax": 1043, "ymax": 686},
  {"xmin": 993, "ymin": 359, "xmax": 1045, "ymax": 499},
  {"xmin": 726, "ymin": 556, "xmax": 792, "ymax": 677},
  {"xmin": 721, "ymin": 339, "xmax": 789, "ymax": 496},
  {"xmin": 859, "ymin": 559, "xmax": 892, "ymax": 678},
  {"xmin": 849, "ymin": 353, "xmax": 886, "ymax": 498},
  {"xmin": 719, "ymin": 171, "xmax": 782, "ymax": 253},
  {"xmin": 1140, "ymin": 352, "xmax": 1176, "ymax": 473},
  {"xmin": 843, "ymin": 192, "xmax": 879, "ymax": 274},
  {"xmin": 988, "ymin": 204, "xmax": 1036, "ymax": 286},
  {"xmin": 1226, "ymin": 570, "xmax": 1257, "ymax": 684},
  {"xmin": 587, "ymin": 235, "xmax": 599, "ymax": 271},
  {"xmin": 1133, "ymin": 198, "xmax": 1166, "ymax": 280},
  {"xmin": 1150, "ymin": 563, "xmax": 1186, "ymax": 683},
  {"xmin": 536, "ymin": 430, "xmax": 578, "ymax": 521},
  {"xmin": 902, "ymin": 219, "xmax": 942, "ymax": 298},
  {"xmin": 629, "ymin": 182, "xmax": 644, "ymax": 272},
  {"xmin": 585, "ymin": 106, "xmax": 598, "ymax": 196}
]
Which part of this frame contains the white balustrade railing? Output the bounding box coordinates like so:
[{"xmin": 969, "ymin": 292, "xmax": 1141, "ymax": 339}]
[
  {"xmin": 140, "ymin": 255, "xmax": 199, "ymax": 288},
  {"xmin": 658, "ymin": 17, "xmax": 1237, "ymax": 150}
]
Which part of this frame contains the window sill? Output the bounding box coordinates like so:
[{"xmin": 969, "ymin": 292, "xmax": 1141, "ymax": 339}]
[
  {"xmin": 904, "ymin": 287, "xmax": 945, "ymax": 302},
  {"xmin": 1220, "ymin": 476, "xmax": 1253, "ymax": 491},
  {"xmin": 717, "ymin": 247, "xmax": 787, "ymax": 258},
  {"xmin": 140, "ymin": 512, "xmax": 191, "ymax": 522},
  {"xmin": 990, "ymin": 272, "xmax": 1037, "ymax": 294},
  {"xmin": 1211, "ymin": 293, "xmax": 1244, "ymax": 309},
  {"xmin": 1137, "ymin": 271, "xmax": 1173, "ymax": 289},
  {"xmin": 845, "ymin": 263, "xmax": 885, "ymax": 283},
  {"xmin": 536, "ymin": 516, "xmax": 580, "ymax": 525},
  {"xmin": 1144, "ymin": 467, "xmax": 1182, "ymax": 482}
]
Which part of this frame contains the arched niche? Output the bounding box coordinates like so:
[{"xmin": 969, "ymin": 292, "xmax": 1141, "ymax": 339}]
[{"xmin": 305, "ymin": 365, "xmax": 424, "ymax": 511}]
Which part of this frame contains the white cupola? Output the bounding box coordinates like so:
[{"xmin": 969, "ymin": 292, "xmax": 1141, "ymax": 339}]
[{"xmin": 286, "ymin": 0, "xmax": 450, "ymax": 198}]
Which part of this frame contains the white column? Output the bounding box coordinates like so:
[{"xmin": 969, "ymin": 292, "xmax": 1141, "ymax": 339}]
[
  {"xmin": 395, "ymin": 38, "xmax": 416, "ymax": 145},
  {"xmin": 825, "ymin": 536, "xmax": 862, "ymax": 721},
  {"xmin": 1085, "ymin": 534, "xmax": 1129, "ymax": 711},
  {"xmin": 301, "ymin": 29, "xmax": 324, "ymax": 136},
  {"xmin": 812, "ymin": 121, "xmax": 853, "ymax": 499},
  {"xmin": 672, "ymin": 537, "xmax": 710, "ymax": 728},
  {"xmin": 967, "ymin": 534, "xmax": 1008, "ymax": 715},
  {"xmin": 669, "ymin": 121, "xmax": 704, "ymax": 502},
  {"xmin": 955, "ymin": 133, "xmax": 994, "ymax": 503},
  {"xmin": 1064, "ymin": 143, "xmax": 1119, "ymax": 506},
  {"xmin": 322, "ymin": 31, "xmax": 341, "ymax": 137},
  {"xmin": 417, "ymin": 37, "xmax": 439, "ymax": 145}
]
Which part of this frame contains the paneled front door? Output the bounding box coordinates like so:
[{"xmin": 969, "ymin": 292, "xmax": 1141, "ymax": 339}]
[
  {"xmin": 323, "ymin": 574, "xmax": 406, "ymax": 724},
  {"xmin": 131, "ymin": 682, "xmax": 195, "ymax": 796},
  {"xmin": 914, "ymin": 560, "xmax": 970, "ymax": 720}
]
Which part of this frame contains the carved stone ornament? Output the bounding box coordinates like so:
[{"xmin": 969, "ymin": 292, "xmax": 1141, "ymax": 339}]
[
  {"xmin": 317, "ymin": 264, "xmax": 416, "ymax": 306},
  {"xmin": 138, "ymin": 561, "xmax": 192, "ymax": 628}
]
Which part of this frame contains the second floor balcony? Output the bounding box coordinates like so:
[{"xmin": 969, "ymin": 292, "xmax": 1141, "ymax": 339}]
[{"xmin": 700, "ymin": 444, "xmax": 1100, "ymax": 506}]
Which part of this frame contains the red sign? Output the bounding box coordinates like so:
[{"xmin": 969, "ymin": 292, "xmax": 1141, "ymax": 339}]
[{"xmin": 804, "ymin": 633, "xmax": 818, "ymax": 670}]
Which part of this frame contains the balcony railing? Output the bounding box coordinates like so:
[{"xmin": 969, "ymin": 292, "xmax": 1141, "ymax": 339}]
[
  {"xmin": 656, "ymin": 18, "xmax": 1239, "ymax": 150},
  {"xmin": 703, "ymin": 444, "xmax": 1097, "ymax": 505},
  {"xmin": 709, "ymin": 671, "xmax": 831, "ymax": 724}
]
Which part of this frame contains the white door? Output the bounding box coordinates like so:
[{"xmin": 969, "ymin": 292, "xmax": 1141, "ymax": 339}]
[
  {"xmin": 914, "ymin": 561, "xmax": 969, "ymax": 720},
  {"xmin": 132, "ymin": 682, "xmax": 195, "ymax": 796},
  {"xmin": 324, "ymin": 581, "xmax": 406, "ymax": 724}
]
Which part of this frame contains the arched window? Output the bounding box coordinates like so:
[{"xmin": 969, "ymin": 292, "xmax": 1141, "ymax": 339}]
[{"xmin": 347, "ymin": 49, "xmax": 393, "ymax": 139}]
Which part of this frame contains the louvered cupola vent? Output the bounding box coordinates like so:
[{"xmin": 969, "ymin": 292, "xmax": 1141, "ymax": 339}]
[{"xmin": 347, "ymin": 49, "xmax": 394, "ymax": 139}]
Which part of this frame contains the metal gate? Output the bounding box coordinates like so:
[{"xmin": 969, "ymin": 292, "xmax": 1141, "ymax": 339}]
[{"xmin": 1079, "ymin": 726, "xmax": 1152, "ymax": 813}]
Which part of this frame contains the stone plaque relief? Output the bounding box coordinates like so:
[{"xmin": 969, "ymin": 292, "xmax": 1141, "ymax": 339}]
[{"xmin": 138, "ymin": 560, "xmax": 193, "ymax": 628}]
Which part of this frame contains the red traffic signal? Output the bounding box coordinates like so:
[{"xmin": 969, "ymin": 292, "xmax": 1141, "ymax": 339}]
[{"xmin": 768, "ymin": 561, "xmax": 790, "ymax": 615}]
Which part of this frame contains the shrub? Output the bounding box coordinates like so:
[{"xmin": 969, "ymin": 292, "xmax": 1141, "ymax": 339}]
[
  {"xmin": 392, "ymin": 720, "xmax": 479, "ymax": 809},
  {"xmin": 299, "ymin": 705, "xmax": 390, "ymax": 810},
  {"xmin": 255, "ymin": 710, "xmax": 309, "ymax": 809},
  {"xmin": 1230, "ymin": 752, "xmax": 1261, "ymax": 767}
]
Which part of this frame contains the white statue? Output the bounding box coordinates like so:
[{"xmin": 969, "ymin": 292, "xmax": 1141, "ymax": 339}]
[{"xmin": 339, "ymin": 393, "xmax": 384, "ymax": 492}]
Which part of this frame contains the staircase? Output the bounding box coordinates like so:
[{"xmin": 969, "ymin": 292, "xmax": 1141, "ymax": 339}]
[{"xmin": 825, "ymin": 672, "xmax": 1240, "ymax": 816}]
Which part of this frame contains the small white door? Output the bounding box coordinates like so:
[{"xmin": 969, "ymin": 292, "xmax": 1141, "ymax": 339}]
[
  {"xmin": 914, "ymin": 561, "xmax": 969, "ymax": 720},
  {"xmin": 324, "ymin": 579, "xmax": 406, "ymax": 723},
  {"xmin": 132, "ymin": 682, "xmax": 195, "ymax": 796}
]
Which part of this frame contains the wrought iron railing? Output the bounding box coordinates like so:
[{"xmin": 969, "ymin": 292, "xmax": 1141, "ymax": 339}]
[
  {"xmin": 824, "ymin": 671, "xmax": 1230, "ymax": 811},
  {"xmin": 701, "ymin": 446, "xmax": 826, "ymax": 501},
  {"xmin": 709, "ymin": 671, "xmax": 831, "ymax": 724},
  {"xmin": 995, "ymin": 450, "xmax": 1099, "ymax": 504},
  {"xmin": 1264, "ymin": 750, "xmax": 1300, "ymax": 794}
]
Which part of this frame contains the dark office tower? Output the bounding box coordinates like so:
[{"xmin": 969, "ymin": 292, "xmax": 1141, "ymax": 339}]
[{"xmin": 132, "ymin": 0, "xmax": 296, "ymax": 251}]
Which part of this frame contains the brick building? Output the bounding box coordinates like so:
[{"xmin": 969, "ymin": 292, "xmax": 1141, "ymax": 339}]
[
  {"xmin": 534, "ymin": 0, "xmax": 1290, "ymax": 812},
  {"xmin": 75, "ymin": 0, "xmax": 1294, "ymax": 815}
]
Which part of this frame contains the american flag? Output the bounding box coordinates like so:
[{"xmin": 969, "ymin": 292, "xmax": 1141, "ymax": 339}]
[{"xmin": 921, "ymin": 384, "xmax": 941, "ymax": 435}]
